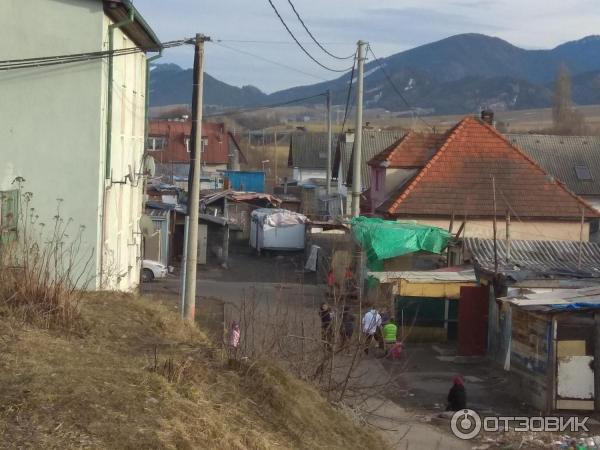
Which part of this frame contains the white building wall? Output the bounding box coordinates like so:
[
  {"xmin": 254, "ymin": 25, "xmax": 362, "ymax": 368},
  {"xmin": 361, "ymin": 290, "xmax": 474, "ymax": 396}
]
[
  {"xmin": 0, "ymin": 0, "xmax": 105, "ymax": 288},
  {"xmin": 100, "ymin": 18, "xmax": 148, "ymax": 290},
  {"xmin": 0, "ymin": 0, "xmax": 152, "ymax": 292}
]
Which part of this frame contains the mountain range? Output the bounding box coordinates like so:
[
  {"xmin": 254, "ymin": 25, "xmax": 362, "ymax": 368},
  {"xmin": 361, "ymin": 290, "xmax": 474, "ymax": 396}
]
[{"xmin": 149, "ymin": 33, "xmax": 600, "ymax": 115}]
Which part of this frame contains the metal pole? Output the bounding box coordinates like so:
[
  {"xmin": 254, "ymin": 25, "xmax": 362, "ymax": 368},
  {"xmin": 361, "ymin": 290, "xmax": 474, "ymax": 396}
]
[
  {"xmin": 506, "ymin": 210, "xmax": 511, "ymax": 263},
  {"xmin": 183, "ymin": 34, "xmax": 209, "ymax": 323},
  {"xmin": 492, "ymin": 176, "xmax": 498, "ymax": 275},
  {"xmin": 351, "ymin": 41, "xmax": 367, "ymax": 217},
  {"xmin": 180, "ymin": 215, "xmax": 190, "ymax": 319}
]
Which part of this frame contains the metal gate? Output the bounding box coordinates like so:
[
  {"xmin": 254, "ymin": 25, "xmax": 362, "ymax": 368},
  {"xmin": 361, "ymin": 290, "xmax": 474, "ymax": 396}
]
[{"xmin": 458, "ymin": 286, "xmax": 489, "ymax": 356}]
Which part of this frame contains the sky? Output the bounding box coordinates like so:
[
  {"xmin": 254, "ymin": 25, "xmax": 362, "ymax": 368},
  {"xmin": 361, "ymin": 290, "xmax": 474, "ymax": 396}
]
[{"xmin": 138, "ymin": 0, "xmax": 600, "ymax": 93}]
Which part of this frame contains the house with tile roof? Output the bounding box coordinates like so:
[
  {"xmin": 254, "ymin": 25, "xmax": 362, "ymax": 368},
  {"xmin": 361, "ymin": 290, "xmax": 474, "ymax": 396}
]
[
  {"xmin": 147, "ymin": 120, "xmax": 245, "ymax": 183},
  {"xmin": 367, "ymin": 116, "xmax": 599, "ymax": 241}
]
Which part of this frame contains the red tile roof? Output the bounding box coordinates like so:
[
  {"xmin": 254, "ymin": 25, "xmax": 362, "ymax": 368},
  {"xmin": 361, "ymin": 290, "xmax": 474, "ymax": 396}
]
[
  {"xmin": 368, "ymin": 132, "xmax": 447, "ymax": 168},
  {"xmin": 148, "ymin": 121, "xmax": 245, "ymax": 165},
  {"xmin": 378, "ymin": 117, "xmax": 599, "ymax": 219}
]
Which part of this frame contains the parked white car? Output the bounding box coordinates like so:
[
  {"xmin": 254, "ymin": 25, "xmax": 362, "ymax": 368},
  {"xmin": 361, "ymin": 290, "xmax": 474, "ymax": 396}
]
[{"xmin": 142, "ymin": 260, "xmax": 168, "ymax": 282}]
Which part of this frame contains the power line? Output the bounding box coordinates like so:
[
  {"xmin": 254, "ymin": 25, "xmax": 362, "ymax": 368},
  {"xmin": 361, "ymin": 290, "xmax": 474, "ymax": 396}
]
[
  {"xmin": 215, "ymin": 39, "xmax": 353, "ymax": 45},
  {"xmin": 203, "ymin": 92, "xmax": 328, "ymax": 118},
  {"xmin": 367, "ymin": 45, "xmax": 433, "ymax": 131},
  {"xmin": 266, "ymin": 0, "xmax": 353, "ymax": 73},
  {"xmin": 285, "ymin": 0, "xmax": 354, "ymax": 60},
  {"xmin": 0, "ymin": 39, "xmax": 189, "ymax": 71},
  {"xmin": 211, "ymin": 41, "xmax": 329, "ymax": 82}
]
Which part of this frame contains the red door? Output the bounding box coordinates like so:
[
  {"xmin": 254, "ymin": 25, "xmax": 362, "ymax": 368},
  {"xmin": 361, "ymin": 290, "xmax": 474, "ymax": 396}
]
[{"xmin": 458, "ymin": 286, "xmax": 489, "ymax": 356}]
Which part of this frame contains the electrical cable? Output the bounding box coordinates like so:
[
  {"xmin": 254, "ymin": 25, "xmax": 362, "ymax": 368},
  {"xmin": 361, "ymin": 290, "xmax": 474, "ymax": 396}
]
[
  {"xmin": 0, "ymin": 39, "xmax": 189, "ymax": 71},
  {"xmin": 367, "ymin": 45, "xmax": 433, "ymax": 130},
  {"xmin": 203, "ymin": 92, "xmax": 328, "ymax": 118},
  {"xmin": 285, "ymin": 0, "xmax": 354, "ymax": 60},
  {"xmin": 266, "ymin": 0, "xmax": 353, "ymax": 73},
  {"xmin": 215, "ymin": 39, "xmax": 353, "ymax": 45},
  {"xmin": 211, "ymin": 41, "xmax": 329, "ymax": 82}
]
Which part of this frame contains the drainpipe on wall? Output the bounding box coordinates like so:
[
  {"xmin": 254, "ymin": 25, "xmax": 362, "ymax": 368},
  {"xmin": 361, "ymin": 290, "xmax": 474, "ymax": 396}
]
[
  {"xmin": 100, "ymin": 9, "xmax": 134, "ymax": 289},
  {"xmin": 106, "ymin": 9, "xmax": 135, "ymax": 180}
]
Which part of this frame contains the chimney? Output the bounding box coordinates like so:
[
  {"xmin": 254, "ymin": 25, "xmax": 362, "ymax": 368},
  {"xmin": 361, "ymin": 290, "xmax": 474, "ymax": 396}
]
[{"xmin": 481, "ymin": 110, "xmax": 495, "ymax": 127}]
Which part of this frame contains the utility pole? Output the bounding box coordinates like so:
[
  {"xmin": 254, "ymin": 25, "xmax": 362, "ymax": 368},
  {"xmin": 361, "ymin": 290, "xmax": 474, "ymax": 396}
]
[
  {"xmin": 183, "ymin": 33, "xmax": 209, "ymax": 323},
  {"xmin": 326, "ymin": 90, "xmax": 332, "ymax": 215},
  {"xmin": 492, "ymin": 176, "xmax": 498, "ymax": 275},
  {"xmin": 351, "ymin": 41, "xmax": 367, "ymax": 217}
]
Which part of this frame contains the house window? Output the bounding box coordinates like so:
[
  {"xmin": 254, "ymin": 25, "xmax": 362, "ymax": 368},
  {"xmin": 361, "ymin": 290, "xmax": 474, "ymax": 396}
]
[
  {"xmin": 575, "ymin": 165, "xmax": 592, "ymax": 181},
  {"xmin": 0, "ymin": 190, "xmax": 18, "ymax": 243},
  {"xmin": 185, "ymin": 137, "xmax": 208, "ymax": 153},
  {"xmin": 147, "ymin": 136, "xmax": 166, "ymax": 152}
]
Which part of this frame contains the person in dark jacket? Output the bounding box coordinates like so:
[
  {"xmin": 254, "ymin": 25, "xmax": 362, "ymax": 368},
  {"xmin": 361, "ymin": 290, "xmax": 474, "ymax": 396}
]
[
  {"xmin": 447, "ymin": 375, "xmax": 467, "ymax": 411},
  {"xmin": 340, "ymin": 306, "xmax": 355, "ymax": 348},
  {"xmin": 319, "ymin": 303, "xmax": 334, "ymax": 350}
]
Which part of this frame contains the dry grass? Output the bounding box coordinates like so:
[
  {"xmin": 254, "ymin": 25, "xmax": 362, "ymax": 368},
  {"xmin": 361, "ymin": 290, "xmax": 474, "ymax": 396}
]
[{"xmin": 0, "ymin": 293, "xmax": 384, "ymax": 449}]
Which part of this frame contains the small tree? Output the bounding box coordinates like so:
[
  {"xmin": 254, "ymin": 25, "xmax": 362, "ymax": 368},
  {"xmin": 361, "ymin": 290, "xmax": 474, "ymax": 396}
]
[{"xmin": 552, "ymin": 64, "xmax": 588, "ymax": 135}]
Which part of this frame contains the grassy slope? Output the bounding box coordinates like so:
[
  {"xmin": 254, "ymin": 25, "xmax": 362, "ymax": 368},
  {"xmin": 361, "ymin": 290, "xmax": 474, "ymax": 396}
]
[{"xmin": 0, "ymin": 294, "xmax": 382, "ymax": 449}]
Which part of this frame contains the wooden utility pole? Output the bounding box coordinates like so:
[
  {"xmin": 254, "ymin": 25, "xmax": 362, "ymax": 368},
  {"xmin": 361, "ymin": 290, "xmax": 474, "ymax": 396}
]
[
  {"xmin": 183, "ymin": 33, "xmax": 210, "ymax": 323},
  {"xmin": 351, "ymin": 41, "xmax": 367, "ymax": 217},
  {"xmin": 326, "ymin": 90, "xmax": 332, "ymax": 216}
]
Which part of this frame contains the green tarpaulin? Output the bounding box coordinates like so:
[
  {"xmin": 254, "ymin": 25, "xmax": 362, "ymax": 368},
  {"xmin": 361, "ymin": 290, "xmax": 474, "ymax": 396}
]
[{"xmin": 350, "ymin": 217, "xmax": 451, "ymax": 270}]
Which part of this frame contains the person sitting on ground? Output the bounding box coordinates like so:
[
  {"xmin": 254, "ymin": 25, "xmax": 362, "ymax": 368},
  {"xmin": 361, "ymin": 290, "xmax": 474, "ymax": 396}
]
[
  {"xmin": 319, "ymin": 303, "xmax": 334, "ymax": 350},
  {"xmin": 446, "ymin": 375, "xmax": 467, "ymax": 411},
  {"xmin": 362, "ymin": 307, "xmax": 382, "ymax": 354},
  {"xmin": 340, "ymin": 306, "xmax": 355, "ymax": 347}
]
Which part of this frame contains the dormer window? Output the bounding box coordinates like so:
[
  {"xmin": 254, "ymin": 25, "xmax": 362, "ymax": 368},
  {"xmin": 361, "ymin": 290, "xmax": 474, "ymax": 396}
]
[{"xmin": 575, "ymin": 165, "xmax": 592, "ymax": 181}]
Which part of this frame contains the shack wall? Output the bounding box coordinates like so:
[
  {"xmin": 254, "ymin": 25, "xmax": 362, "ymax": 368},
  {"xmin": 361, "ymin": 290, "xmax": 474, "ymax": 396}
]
[{"xmin": 510, "ymin": 308, "xmax": 552, "ymax": 412}]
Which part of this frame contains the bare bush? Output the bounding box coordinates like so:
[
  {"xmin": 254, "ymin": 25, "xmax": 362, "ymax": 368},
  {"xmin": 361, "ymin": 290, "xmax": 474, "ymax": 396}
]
[{"xmin": 0, "ymin": 180, "xmax": 93, "ymax": 331}]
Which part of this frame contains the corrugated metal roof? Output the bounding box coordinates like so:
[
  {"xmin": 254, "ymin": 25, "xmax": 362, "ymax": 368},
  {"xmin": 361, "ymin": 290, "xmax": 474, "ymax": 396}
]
[
  {"xmin": 506, "ymin": 134, "xmax": 600, "ymax": 196},
  {"xmin": 464, "ymin": 237, "xmax": 600, "ymax": 280},
  {"xmin": 288, "ymin": 132, "xmax": 338, "ymax": 169},
  {"xmin": 339, "ymin": 130, "xmax": 405, "ymax": 190},
  {"xmin": 369, "ymin": 269, "xmax": 476, "ymax": 283},
  {"xmin": 501, "ymin": 286, "xmax": 600, "ymax": 312}
]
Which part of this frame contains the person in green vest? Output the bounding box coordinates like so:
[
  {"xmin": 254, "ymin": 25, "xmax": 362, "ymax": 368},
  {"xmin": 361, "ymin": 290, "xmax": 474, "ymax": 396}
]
[{"xmin": 382, "ymin": 319, "xmax": 398, "ymax": 345}]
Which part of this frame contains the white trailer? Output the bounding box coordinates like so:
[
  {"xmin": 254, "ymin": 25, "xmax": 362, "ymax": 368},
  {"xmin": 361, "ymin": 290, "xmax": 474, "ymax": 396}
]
[{"xmin": 250, "ymin": 209, "xmax": 308, "ymax": 251}]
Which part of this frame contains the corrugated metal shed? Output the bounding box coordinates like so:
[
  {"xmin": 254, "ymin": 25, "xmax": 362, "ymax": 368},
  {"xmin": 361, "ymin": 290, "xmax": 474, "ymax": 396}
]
[
  {"xmin": 288, "ymin": 132, "xmax": 338, "ymax": 169},
  {"xmin": 223, "ymin": 171, "xmax": 265, "ymax": 193},
  {"xmin": 464, "ymin": 237, "xmax": 600, "ymax": 279},
  {"xmin": 506, "ymin": 134, "xmax": 600, "ymax": 196},
  {"xmin": 338, "ymin": 130, "xmax": 405, "ymax": 190}
]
